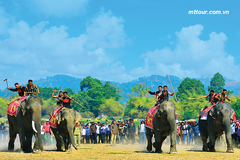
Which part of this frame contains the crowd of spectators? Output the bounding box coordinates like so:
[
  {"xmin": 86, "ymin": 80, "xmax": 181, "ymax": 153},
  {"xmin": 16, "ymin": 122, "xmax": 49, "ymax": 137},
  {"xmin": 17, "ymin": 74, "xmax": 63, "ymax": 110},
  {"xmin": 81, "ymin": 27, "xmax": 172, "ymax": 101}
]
[{"xmin": 74, "ymin": 118, "xmax": 146, "ymax": 146}]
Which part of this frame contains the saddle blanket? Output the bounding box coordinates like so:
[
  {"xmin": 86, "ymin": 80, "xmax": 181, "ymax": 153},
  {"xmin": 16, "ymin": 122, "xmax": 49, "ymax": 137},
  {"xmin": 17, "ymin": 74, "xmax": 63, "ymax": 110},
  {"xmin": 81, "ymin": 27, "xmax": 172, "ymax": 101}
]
[
  {"xmin": 201, "ymin": 104, "xmax": 215, "ymax": 120},
  {"xmin": 49, "ymin": 106, "xmax": 64, "ymax": 128},
  {"xmin": 7, "ymin": 96, "xmax": 28, "ymax": 117},
  {"xmin": 201, "ymin": 104, "xmax": 237, "ymax": 121},
  {"xmin": 145, "ymin": 104, "xmax": 160, "ymax": 129}
]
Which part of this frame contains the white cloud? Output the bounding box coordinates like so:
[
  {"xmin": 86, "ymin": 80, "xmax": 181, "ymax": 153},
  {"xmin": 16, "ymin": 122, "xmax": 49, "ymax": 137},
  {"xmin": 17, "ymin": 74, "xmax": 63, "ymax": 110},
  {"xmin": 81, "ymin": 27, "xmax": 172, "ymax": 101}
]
[
  {"xmin": 131, "ymin": 24, "xmax": 240, "ymax": 81},
  {"xmin": 26, "ymin": 0, "xmax": 89, "ymax": 17},
  {"xmin": 0, "ymin": 8, "xmax": 129, "ymax": 89}
]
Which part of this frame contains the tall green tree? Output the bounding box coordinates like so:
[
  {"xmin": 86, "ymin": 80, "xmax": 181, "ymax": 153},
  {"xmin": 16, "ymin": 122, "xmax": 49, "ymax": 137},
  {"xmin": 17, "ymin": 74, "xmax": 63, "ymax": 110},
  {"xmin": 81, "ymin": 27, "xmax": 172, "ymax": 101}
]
[
  {"xmin": 176, "ymin": 77, "xmax": 205, "ymax": 99},
  {"xmin": 79, "ymin": 76, "xmax": 121, "ymax": 117},
  {"xmin": 99, "ymin": 98, "xmax": 124, "ymax": 117},
  {"xmin": 124, "ymin": 83, "xmax": 155, "ymax": 119},
  {"xmin": 208, "ymin": 72, "xmax": 225, "ymax": 94},
  {"xmin": 0, "ymin": 97, "xmax": 8, "ymax": 117}
]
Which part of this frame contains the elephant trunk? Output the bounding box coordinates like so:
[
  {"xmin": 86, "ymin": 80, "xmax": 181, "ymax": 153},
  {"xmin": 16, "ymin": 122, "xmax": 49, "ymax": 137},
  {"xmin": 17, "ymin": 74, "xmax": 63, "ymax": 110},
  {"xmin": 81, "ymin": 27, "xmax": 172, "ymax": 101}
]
[
  {"xmin": 32, "ymin": 104, "xmax": 43, "ymax": 151},
  {"xmin": 166, "ymin": 107, "xmax": 177, "ymax": 153},
  {"xmin": 223, "ymin": 117, "xmax": 233, "ymax": 152},
  {"xmin": 68, "ymin": 124, "xmax": 77, "ymax": 150}
]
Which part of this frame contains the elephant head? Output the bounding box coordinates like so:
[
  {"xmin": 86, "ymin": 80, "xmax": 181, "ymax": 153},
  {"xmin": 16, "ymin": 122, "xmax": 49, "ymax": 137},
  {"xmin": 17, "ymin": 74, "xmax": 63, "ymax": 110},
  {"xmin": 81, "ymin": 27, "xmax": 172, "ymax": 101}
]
[
  {"xmin": 25, "ymin": 96, "xmax": 43, "ymax": 151},
  {"xmin": 158, "ymin": 101, "xmax": 176, "ymax": 123},
  {"xmin": 209, "ymin": 102, "xmax": 232, "ymax": 125},
  {"xmin": 61, "ymin": 109, "xmax": 81, "ymax": 150}
]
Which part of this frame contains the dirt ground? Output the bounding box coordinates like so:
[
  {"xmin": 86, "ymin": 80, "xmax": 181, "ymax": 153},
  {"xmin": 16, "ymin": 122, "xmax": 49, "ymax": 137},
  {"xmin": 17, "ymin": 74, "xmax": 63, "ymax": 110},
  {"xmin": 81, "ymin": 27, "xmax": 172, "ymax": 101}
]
[{"xmin": 0, "ymin": 142, "xmax": 240, "ymax": 160}]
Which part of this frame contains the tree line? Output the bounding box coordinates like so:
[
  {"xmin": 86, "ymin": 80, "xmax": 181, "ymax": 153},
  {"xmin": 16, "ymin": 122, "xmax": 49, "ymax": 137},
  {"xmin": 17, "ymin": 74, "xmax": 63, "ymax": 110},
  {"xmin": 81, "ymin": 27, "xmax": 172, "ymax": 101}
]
[{"xmin": 0, "ymin": 73, "xmax": 240, "ymax": 120}]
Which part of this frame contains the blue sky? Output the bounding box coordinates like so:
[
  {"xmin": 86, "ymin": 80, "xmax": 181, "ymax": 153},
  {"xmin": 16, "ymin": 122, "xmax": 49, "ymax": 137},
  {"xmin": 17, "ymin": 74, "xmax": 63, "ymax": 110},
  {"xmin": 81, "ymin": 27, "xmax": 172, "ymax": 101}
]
[{"xmin": 0, "ymin": 0, "xmax": 240, "ymax": 89}]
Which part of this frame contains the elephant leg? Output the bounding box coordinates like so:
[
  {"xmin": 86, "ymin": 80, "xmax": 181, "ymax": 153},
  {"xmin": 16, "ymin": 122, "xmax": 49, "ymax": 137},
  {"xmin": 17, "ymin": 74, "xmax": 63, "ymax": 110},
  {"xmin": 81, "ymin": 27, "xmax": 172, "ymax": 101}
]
[
  {"xmin": 51, "ymin": 128, "xmax": 64, "ymax": 151},
  {"xmin": 25, "ymin": 131, "xmax": 33, "ymax": 153},
  {"xmin": 145, "ymin": 128, "xmax": 153, "ymax": 152},
  {"xmin": 201, "ymin": 133, "xmax": 208, "ymax": 151},
  {"xmin": 159, "ymin": 136, "xmax": 167, "ymax": 153},
  {"xmin": 8, "ymin": 117, "xmax": 17, "ymax": 151},
  {"xmin": 225, "ymin": 130, "xmax": 234, "ymax": 153},
  {"xmin": 153, "ymin": 129, "xmax": 162, "ymax": 153},
  {"xmin": 208, "ymin": 134, "xmax": 216, "ymax": 152},
  {"xmin": 18, "ymin": 126, "xmax": 26, "ymax": 152}
]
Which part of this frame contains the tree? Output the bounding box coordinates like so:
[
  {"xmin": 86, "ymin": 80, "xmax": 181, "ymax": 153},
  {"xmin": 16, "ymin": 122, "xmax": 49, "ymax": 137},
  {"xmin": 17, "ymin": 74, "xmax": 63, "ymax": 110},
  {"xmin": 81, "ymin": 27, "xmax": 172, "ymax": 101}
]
[
  {"xmin": 124, "ymin": 83, "xmax": 155, "ymax": 119},
  {"xmin": 79, "ymin": 76, "xmax": 122, "ymax": 117},
  {"xmin": 208, "ymin": 72, "xmax": 225, "ymax": 94},
  {"xmin": 0, "ymin": 97, "xmax": 8, "ymax": 117},
  {"xmin": 176, "ymin": 77, "xmax": 205, "ymax": 99},
  {"xmin": 130, "ymin": 83, "xmax": 151, "ymax": 98},
  {"xmin": 99, "ymin": 98, "xmax": 124, "ymax": 117}
]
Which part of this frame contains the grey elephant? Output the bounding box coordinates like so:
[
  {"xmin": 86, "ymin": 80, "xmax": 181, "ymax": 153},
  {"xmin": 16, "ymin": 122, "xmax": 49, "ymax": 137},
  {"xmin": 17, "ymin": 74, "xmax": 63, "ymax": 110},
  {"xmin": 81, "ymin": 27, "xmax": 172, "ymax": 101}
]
[
  {"xmin": 7, "ymin": 96, "xmax": 43, "ymax": 152},
  {"xmin": 146, "ymin": 101, "xmax": 177, "ymax": 154},
  {"xmin": 51, "ymin": 108, "xmax": 81, "ymax": 151},
  {"xmin": 199, "ymin": 102, "xmax": 234, "ymax": 153}
]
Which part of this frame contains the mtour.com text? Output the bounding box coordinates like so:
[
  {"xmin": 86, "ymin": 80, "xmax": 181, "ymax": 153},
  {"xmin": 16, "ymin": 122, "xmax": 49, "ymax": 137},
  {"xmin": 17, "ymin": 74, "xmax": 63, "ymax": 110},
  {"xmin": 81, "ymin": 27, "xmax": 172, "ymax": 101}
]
[{"xmin": 188, "ymin": 10, "xmax": 229, "ymax": 15}]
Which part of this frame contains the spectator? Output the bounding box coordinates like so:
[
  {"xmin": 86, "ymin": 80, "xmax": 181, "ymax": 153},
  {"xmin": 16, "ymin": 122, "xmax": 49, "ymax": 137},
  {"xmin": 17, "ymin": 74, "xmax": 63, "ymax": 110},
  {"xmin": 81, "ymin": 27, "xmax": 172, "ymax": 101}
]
[
  {"xmin": 90, "ymin": 121, "xmax": 97, "ymax": 144},
  {"xmin": 188, "ymin": 121, "xmax": 194, "ymax": 145},
  {"xmin": 182, "ymin": 121, "xmax": 189, "ymax": 145},
  {"xmin": 100, "ymin": 122, "xmax": 106, "ymax": 144},
  {"xmin": 74, "ymin": 122, "xmax": 82, "ymax": 146},
  {"xmin": 80, "ymin": 121, "xmax": 84, "ymax": 127},
  {"xmin": 231, "ymin": 120, "xmax": 237, "ymax": 143},
  {"xmin": 127, "ymin": 118, "xmax": 136, "ymax": 144},
  {"xmin": 0, "ymin": 121, "xmax": 5, "ymax": 143},
  {"xmin": 138, "ymin": 119, "xmax": 146, "ymax": 144},
  {"xmin": 123, "ymin": 123, "xmax": 129, "ymax": 144},
  {"xmin": 111, "ymin": 120, "xmax": 119, "ymax": 145},
  {"xmin": 4, "ymin": 121, "xmax": 9, "ymax": 142},
  {"xmin": 85, "ymin": 119, "xmax": 90, "ymax": 127},
  {"xmin": 42, "ymin": 119, "xmax": 51, "ymax": 145},
  {"xmin": 193, "ymin": 122, "xmax": 200, "ymax": 145},
  {"xmin": 106, "ymin": 124, "xmax": 111, "ymax": 144},
  {"xmin": 116, "ymin": 120, "xmax": 121, "ymax": 143},
  {"xmin": 41, "ymin": 120, "xmax": 45, "ymax": 144},
  {"xmin": 82, "ymin": 125, "xmax": 86, "ymax": 144},
  {"xmin": 119, "ymin": 123, "xmax": 125, "ymax": 144},
  {"xmin": 86, "ymin": 124, "xmax": 91, "ymax": 144},
  {"xmin": 96, "ymin": 122, "xmax": 101, "ymax": 143},
  {"xmin": 176, "ymin": 122, "xmax": 181, "ymax": 145}
]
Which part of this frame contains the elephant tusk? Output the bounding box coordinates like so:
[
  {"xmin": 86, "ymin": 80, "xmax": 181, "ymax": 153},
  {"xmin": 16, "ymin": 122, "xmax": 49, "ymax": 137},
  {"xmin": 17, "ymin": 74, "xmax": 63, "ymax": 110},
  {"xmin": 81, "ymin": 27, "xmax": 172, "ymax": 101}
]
[{"xmin": 32, "ymin": 120, "xmax": 38, "ymax": 133}]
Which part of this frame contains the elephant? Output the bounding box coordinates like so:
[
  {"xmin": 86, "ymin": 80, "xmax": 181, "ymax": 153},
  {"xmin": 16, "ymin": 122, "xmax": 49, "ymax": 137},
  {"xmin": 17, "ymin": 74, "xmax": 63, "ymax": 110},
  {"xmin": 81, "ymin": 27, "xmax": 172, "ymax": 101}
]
[
  {"xmin": 199, "ymin": 102, "xmax": 234, "ymax": 153},
  {"xmin": 146, "ymin": 101, "xmax": 177, "ymax": 154},
  {"xmin": 51, "ymin": 108, "xmax": 81, "ymax": 151},
  {"xmin": 7, "ymin": 96, "xmax": 43, "ymax": 152}
]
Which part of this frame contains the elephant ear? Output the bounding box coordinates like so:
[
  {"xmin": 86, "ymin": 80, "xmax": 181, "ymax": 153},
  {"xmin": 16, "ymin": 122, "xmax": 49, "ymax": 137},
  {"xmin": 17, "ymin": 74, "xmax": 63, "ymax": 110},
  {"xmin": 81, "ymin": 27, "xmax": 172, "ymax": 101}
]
[
  {"xmin": 74, "ymin": 111, "xmax": 82, "ymax": 123},
  {"xmin": 19, "ymin": 101, "xmax": 27, "ymax": 116}
]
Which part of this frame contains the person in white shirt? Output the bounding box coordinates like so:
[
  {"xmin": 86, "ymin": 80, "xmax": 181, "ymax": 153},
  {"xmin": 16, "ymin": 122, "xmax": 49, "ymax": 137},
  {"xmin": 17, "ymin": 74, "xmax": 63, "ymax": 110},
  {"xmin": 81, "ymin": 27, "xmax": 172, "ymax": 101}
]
[
  {"xmin": 96, "ymin": 122, "xmax": 101, "ymax": 143},
  {"xmin": 182, "ymin": 121, "xmax": 189, "ymax": 145},
  {"xmin": 82, "ymin": 125, "xmax": 86, "ymax": 144},
  {"xmin": 138, "ymin": 119, "xmax": 146, "ymax": 144}
]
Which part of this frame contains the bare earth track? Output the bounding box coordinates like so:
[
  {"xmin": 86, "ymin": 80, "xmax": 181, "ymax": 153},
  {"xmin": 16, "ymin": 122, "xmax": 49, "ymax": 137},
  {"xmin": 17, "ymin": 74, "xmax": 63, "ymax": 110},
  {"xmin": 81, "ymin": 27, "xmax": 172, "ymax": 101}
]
[{"xmin": 0, "ymin": 144, "xmax": 239, "ymax": 160}]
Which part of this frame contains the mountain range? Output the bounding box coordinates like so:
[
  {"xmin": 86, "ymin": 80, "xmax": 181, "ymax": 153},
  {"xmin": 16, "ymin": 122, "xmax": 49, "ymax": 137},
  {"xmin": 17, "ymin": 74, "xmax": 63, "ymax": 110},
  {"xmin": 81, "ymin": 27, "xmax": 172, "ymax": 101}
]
[{"xmin": 1, "ymin": 74, "xmax": 240, "ymax": 102}]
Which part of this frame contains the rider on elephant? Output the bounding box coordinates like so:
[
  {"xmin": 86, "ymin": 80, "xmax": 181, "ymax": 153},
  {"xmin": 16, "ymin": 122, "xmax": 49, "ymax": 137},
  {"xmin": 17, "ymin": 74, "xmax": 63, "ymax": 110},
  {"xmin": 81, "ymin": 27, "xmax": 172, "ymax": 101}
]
[
  {"xmin": 156, "ymin": 85, "xmax": 175, "ymax": 104},
  {"xmin": 25, "ymin": 79, "xmax": 40, "ymax": 95},
  {"xmin": 62, "ymin": 91, "xmax": 75, "ymax": 108},
  {"xmin": 200, "ymin": 90, "xmax": 218, "ymax": 107},
  {"xmin": 7, "ymin": 83, "xmax": 26, "ymax": 106},
  {"xmin": 215, "ymin": 89, "xmax": 232, "ymax": 103},
  {"xmin": 148, "ymin": 86, "xmax": 162, "ymax": 96},
  {"xmin": 52, "ymin": 90, "xmax": 63, "ymax": 107}
]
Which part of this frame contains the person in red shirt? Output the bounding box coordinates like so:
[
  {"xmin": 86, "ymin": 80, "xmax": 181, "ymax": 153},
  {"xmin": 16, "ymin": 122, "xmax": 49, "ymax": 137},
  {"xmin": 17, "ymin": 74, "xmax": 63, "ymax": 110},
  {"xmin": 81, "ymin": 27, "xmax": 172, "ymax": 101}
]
[
  {"xmin": 7, "ymin": 83, "xmax": 26, "ymax": 105},
  {"xmin": 215, "ymin": 89, "xmax": 232, "ymax": 103},
  {"xmin": 62, "ymin": 91, "xmax": 75, "ymax": 108},
  {"xmin": 200, "ymin": 90, "xmax": 218, "ymax": 107},
  {"xmin": 42, "ymin": 119, "xmax": 51, "ymax": 145}
]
